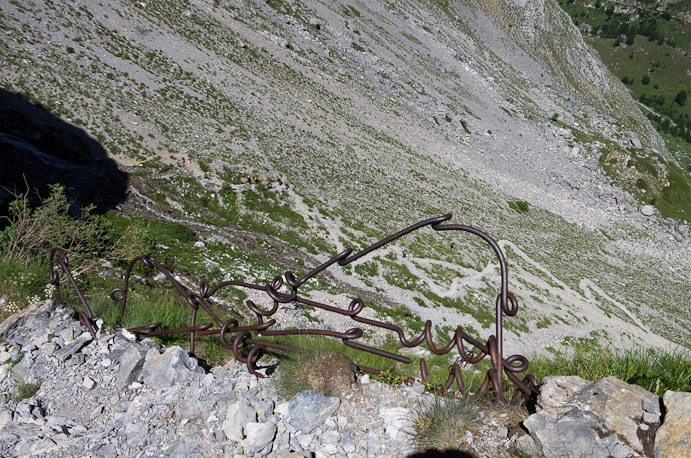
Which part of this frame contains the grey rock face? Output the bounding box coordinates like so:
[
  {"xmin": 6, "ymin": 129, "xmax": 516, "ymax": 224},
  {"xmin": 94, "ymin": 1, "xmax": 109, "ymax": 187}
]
[
  {"xmin": 654, "ymin": 391, "xmax": 691, "ymax": 458},
  {"xmin": 54, "ymin": 336, "xmax": 90, "ymax": 362},
  {"xmin": 522, "ymin": 376, "xmax": 661, "ymax": 458},
  {"xmin": 242, "ymin": 422, "xmax": 277, "ymax": 449},
  {"xmin": 629, "ymin": 137, "xmax": 643, "ymax": 149},
  {"xmin": 116, "ymin": 343, "xmax": 145, "ymax": 389},
  {"xmin": 221, "ymin": 399, "xmax": 257, "ymax": 441},
  {"xmin": 380, "ymin": 407, "xmax": 412, "ymax": 441},
  {"xmin": 286, "ymin": 391, "xmax": 340, "ymax": 433},
  {"xmin": 141, "ymin": 346, "xmax": 201, "ymax": 390}
]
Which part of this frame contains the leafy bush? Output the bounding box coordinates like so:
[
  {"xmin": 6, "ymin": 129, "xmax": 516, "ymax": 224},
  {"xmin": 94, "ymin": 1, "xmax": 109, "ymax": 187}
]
[
  {"xmin": 0, "ymin": 185, "xmax": 151, "ymax": 274},
  {"xmin": 675, "ymin": 90, "xmax": 687, "ymax": 107}
]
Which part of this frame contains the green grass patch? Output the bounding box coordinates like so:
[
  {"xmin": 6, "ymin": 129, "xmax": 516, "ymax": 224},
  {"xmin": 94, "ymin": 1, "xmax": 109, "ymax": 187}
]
[
  {"xmin": 529, "ymin": 345, "xmax": 691, "ymax": 396},
  {"xmin": 353, "ymin": 261, "xmax": 379, "ymax": 277},
  {"xmin": 380, "ymin": 259, "xmax": 419, "ymax": 291},
  {"xmin": 508, "ymin": 200, "xmax": 530, "ymax": 214},
  {"xmin": 13, "ymin": 381, "xmax": 39, "ymax": 402}
]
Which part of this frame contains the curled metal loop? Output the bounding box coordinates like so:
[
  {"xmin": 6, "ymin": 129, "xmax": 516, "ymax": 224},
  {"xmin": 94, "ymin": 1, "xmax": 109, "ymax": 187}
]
[
  {"xmin": 284, "ymin": 271, "xmax": 299, "ymax": 288},
  {"xmin": 498, "ymin": 291, "xmax": 519, "ymax": 316},
  {"xmin": 342, "ymin": 327, "xmax": 363, "ymax": 340},
  {"xmin": 198, "ymin": 281, "xmax": 210, "ymax": 299},
  {"xmin": 245, "ymin": 345, "xmax": 265, "ymax": 377},
  {"xmin": 109, "ymin": 288, "xmax": 125, "ymax": 302},
  {"xmin": 48, "ymin": 248, "xmax": 67, "ymax": 285},
  {"xmin": 346, "ymin": 298, "xmax": 364, "ymax": 315},
  {"xmin": 504, "ymin": 354, "xmax": 529, "ymax": 373},
  {"xmin": 265, "ymin": 275, "xmax": 296, "ymax": 303},
  {"xmin": 231, "ymin": 331, "xmax": 251, "ymax": 363},
  {"xmin": 219, "ymin": 319, "xmax": 239, "ymax": 349},
  {"xmin": 142, "ymin": 256, "xmax": 155, "ymax": 269},
  {"xmin": 246, "ymin": 299, "xmax": 279, "ymax": 317}
]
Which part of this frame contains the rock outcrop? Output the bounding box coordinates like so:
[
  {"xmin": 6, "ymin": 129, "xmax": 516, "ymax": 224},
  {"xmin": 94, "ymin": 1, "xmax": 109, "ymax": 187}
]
[
  {"xmin": 518, "ymin": 375, "xmax": 690, "ymax": 458},
  {"xmin": 654, "ymin": 391, "xmax": 691, "ymax": 458}
]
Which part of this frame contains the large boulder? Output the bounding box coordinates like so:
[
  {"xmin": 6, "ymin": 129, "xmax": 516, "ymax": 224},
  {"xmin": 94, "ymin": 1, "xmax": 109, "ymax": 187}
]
[
  {"xmin": 221, "ymin": 400, "xmax": 257, "ymax": 442},
  {"xmin": 520, "ymin": 376, "xmax": 661, "ymax": 458},
  {"xmin": 641, "ymin": 205, "xmax": 656, "ymax": 217},
  {"xmin": 115, "ymin": 343, "xmax": 145, "ymax": 389},
  {"xmin": 654, "ymin": 390, "xmax": 691, "ymax": 458}
]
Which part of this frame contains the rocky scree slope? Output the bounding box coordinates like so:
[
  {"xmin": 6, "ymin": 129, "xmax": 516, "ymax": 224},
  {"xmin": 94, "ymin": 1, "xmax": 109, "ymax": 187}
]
[
  {"xmin": 0, "ymin": 300, "xmax": 526, "ymax": 458},
  {"xmin": 2, "ymin": 301, "xmax": 691, "ymax": 458},
  {"xmin": 0, "ymin": 0, "xmax": 689, "ymax": 352}
]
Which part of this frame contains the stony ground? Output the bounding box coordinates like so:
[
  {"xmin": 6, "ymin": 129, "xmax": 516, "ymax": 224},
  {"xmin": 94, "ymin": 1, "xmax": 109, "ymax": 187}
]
[
  {"xmin": 1, "ymin": 0, "xmax": 690, "ymax": 363},
  {"xmin": 0, "ymin": 301, "xmax": 538, "ymax": 458}
]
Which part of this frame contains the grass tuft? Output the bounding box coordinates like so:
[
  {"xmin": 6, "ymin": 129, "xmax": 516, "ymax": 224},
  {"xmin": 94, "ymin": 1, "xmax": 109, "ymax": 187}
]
[
  {"xmin": 409, "ymin": 396, "xmax": 477, "ymax": 451},
  {"xmin": 273, "ymin": 349, "xmax": 331, "ymax": 398}
]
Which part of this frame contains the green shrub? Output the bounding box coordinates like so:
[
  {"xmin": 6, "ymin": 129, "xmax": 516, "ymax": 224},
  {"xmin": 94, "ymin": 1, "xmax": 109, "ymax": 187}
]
[
  {"xmin": 13, "ymin": 381, "xmax": 39, "ymax": 401},
  {"xmin": 1, "ymin": 185, "xmax": 151, "ymax": 273},
  {"xmin": 508, "ymin": 200, "xmax": 530, "ymax": 213},
  {"xmin": 198, "ymin": 160, "xmax": 211, "ymax": 173}
]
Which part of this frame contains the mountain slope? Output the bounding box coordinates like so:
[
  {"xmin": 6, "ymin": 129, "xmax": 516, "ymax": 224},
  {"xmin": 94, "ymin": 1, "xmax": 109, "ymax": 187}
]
[{"xmin": 1, "ymin": 0, "xmax": 689, "ymax": 354}]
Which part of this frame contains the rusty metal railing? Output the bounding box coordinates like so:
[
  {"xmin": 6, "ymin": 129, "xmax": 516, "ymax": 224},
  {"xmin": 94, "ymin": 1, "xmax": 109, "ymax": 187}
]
[{"xmin": 49, "ymin": 214, "xmax": 537, "ymax": 404}]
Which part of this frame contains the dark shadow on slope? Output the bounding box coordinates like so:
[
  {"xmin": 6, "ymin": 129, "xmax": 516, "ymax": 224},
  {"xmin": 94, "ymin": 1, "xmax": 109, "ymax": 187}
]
[{"xmin": 0, "ymin": 88, "xmax": 128, "ymax": 221}]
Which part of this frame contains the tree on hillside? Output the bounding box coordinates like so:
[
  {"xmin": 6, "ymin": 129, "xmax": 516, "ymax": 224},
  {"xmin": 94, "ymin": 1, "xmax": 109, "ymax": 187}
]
[
  {"xmin": 674, "ymin": 90, "xmax": 687, "ymax": 107},
  {"xmin": 641, "ymin": 75, "xmax": 651, "ymax": 85}
]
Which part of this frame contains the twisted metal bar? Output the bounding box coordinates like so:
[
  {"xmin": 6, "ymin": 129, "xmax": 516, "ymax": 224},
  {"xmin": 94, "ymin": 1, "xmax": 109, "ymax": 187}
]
[
  {"xmin": 48, "ymin": 214, "xmax": 538, "ymax": 404},
  {"xmin": 49, "ymin": 248, "xmax": 97, "ymax": 340}
]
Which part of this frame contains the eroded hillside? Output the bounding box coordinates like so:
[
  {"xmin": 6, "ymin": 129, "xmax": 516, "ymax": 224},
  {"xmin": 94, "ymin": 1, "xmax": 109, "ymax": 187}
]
[{"xmin": 1, "ymin": 0, "xmax": 689, "ymax": 355}]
